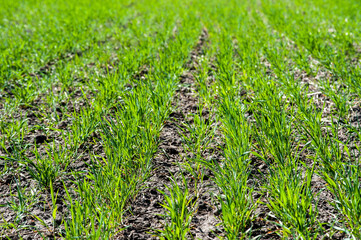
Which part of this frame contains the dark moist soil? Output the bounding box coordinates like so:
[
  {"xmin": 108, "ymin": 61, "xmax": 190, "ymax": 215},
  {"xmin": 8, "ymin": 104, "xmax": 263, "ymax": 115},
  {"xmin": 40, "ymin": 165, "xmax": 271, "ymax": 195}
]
[{"xmin": 118, "ymin": 29, "xmax": 223, "ymax": 240}]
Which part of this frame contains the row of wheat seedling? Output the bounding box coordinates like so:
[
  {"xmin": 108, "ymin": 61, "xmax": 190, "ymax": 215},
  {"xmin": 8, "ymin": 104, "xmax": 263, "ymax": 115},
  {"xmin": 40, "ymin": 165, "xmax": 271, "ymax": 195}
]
[
  {"xmin": 262, "ymin": 4, "xmax": 361, "ymax": 237},
  {"xmin": 195, "ymin": 3, "xmax": 261, "ymax": 239},
  {"xmin": 1, "ymin": 0, "xmax": 201, "ymax": 237},
  {"xmin": 187, "ymin": 0, "xmax": 361, "ymax": 237},
  {"xmin": 255, "ymin": 5, "xmax": 361, "ymax": 238},
  {"xmin": 1, "ymin": 0, "xmax": 361, "ymax": 238},
  {"xmin": 58, "ymin": 3, "xmax": 202, "ymax": 237},
  {"xmin": 155, "ymin": 1, "xmax": 253, "ymax": 238},
  {"xmin": 63, "ymin": 8, "xmax": 199, "ymax": 239}
]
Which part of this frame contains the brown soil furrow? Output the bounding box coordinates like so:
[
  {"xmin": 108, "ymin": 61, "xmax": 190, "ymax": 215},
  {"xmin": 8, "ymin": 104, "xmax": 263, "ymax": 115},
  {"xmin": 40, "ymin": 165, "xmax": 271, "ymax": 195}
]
[
  {"xmin": 118, "ymin": 29, "xmax": 222, "ymax": 240},
  {"xmin": 184, "ymin": 32, "xmax": 223, "ymax": 238}
]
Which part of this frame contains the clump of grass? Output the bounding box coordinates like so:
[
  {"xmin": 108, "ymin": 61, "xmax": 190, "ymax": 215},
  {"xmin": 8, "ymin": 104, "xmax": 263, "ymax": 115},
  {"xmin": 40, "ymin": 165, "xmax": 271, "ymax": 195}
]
[
  {"xmin": 322, "ymin": 163, "xmax": 361, "ymax": 239},
  {"xmin": 266, "ymin": 163, "xmax": 319, "ymax": 239},
  {"xmin": 213, "ymin": 160, "xmax": 256, "ymax": 239},
  {"xmin": 25, "ymin": 143, "xmax": 72, "ymax": 189},
  {"xmin": 0, "ymin": 179, "xmax": 39, "ymax": 227},
  {"xmin": 156, "ymin": 174, "xmax": 197, "ymax": 240}
]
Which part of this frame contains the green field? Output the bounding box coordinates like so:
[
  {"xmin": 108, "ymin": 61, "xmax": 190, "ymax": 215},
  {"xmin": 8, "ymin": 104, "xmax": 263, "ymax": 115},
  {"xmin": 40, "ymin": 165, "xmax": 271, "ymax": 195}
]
[{"xmin": 1, "ymin": 0, "xmax": 361, "ymax": 239}]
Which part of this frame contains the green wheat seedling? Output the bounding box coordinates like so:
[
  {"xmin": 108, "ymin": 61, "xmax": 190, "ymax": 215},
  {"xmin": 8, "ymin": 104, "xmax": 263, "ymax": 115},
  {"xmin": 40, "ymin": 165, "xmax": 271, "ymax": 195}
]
[
  {"xmin": 25, "ymin": 143, "xmax": 71, "ymax": 188},
  {"xmin": 322, "ymin": 163, "xmax": 361, "ymax": 239},
  {"xmin": 49, "ymin": 183, "xmax": 59, "ymax": 233},
  {"xmin": 319, "ymin": 79, "xmax": 350, "ymax": 120},
  {"xmin": 193, "ymin": 55, "xmax": 214, "ymax": 102},
  {"xmin": 86, "ymin": 154, "xmax": 144, "ymax": 223},
  {"xmin": 213, "ymin": 107, "xmax": 256, "ymax": 239},
  {"xmin": 0, "ymin": 117, "xmax": 30, "ymax": 158},
  {"xmin": 62, "ymin": 180, "xmax": 115, "ymax": 239},
  {"xmin": 178, "ymin": 105, "xmax": 217, "ymax": 185},
  {"xmin": 214, "ymin": 88, "xmax": 257, "ymax": 239},
  {"xmin": 0, "ymin": 118, "xmax": 28, "ymax": 144},
  {"xmin": 0, "ymin": 179, "xmax": 38, "ymax": 227},
  {"xmin": 298, "ymin": 115, "xmax": 348, "ymax": 176},
  {"xmin": 266, "ymin": 163, "xmax": 319, "ymax": 239},
  {"xmin": 181, "ymin": 105, "xmax": 216, "ymax": 157},
  {"xmin": 156, "ymin": 174, "xmax": 197, "ymax": 240},
  {"xmin": 208, "ymin": 23, "xmax": 260, "ymax": 239},
  {"xmin": 70, "ymin": 107, "xmax": 100, "ymax": 150},
  {"xmin": 0, "ymin": 161, "xmax": 9, "ymax": 178},
  {"xmin": 11, "ymin": 79, "xmax": 37, "ymax": 104},
  {"xmin": 212, "ymin": 161, "xmax": 256, "ymax": 239},
  {"xmin": 253, "ymin": 99, "xmax": 297, "ymax": 167}
]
